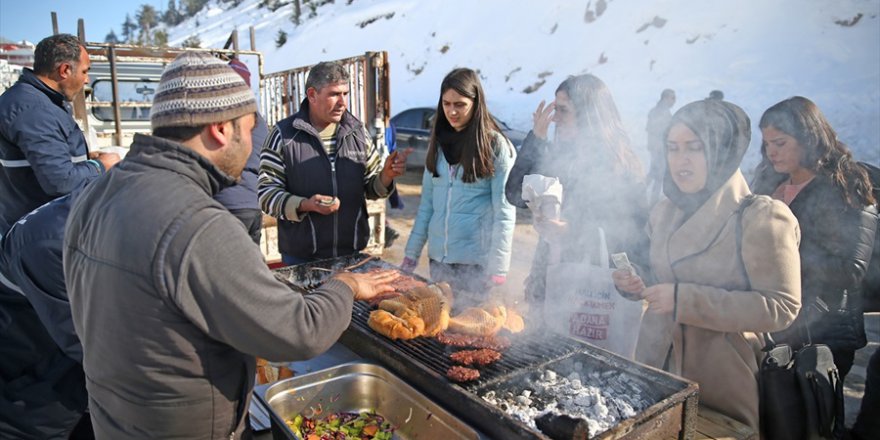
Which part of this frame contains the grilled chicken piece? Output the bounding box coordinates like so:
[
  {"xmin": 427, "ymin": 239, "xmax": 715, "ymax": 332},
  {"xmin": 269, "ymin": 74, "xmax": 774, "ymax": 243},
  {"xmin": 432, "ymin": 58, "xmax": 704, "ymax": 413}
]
[
  {"xmin": 502, "ymin": 308, "xmax": 525, "ymax": 333},
  {"xmin": 368, "ymin": 309, "xmax": 425, "ymax": 340},
  {"xmin": 368, "ymin": 283, "xmax": 453, "ymax": 339},
  {"xmin": 448, "ymin": 304, "xmax": 507, "ymax": 336}
]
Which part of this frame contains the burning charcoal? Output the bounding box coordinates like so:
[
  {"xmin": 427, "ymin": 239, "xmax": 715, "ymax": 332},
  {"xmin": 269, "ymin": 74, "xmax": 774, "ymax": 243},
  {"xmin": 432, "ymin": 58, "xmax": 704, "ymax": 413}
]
[{"xmin": 535, "ymin": 413, "xmax": 590, "ymax": 440}]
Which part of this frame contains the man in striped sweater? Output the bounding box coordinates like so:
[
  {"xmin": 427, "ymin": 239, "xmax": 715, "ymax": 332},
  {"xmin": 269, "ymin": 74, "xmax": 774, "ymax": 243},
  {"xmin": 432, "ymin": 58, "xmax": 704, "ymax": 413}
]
[{"xmin": 259, "ymin": 61, "xmax": 409, "ymax": 264}]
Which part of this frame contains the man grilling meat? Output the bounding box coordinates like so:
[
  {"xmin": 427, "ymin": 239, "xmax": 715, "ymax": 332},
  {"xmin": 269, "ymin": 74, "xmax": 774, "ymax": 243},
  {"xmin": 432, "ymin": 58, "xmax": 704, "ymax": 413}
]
[{"xmin": 63, "ymin": 52, "xmax": 399, "ymax": 440}]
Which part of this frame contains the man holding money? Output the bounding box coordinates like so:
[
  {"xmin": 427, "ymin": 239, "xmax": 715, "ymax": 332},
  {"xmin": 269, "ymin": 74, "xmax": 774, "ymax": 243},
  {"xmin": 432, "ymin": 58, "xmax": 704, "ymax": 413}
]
[{"xmin": 259, "ymin": 61, "xmax": 409, "ymax": 265}]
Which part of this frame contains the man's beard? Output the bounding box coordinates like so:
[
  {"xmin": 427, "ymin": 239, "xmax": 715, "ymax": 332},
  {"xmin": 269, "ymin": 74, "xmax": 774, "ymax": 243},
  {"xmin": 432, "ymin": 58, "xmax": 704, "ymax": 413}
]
[{"xmin": 218, "ymin": 129, "xmax": 248, "ymax": 180}]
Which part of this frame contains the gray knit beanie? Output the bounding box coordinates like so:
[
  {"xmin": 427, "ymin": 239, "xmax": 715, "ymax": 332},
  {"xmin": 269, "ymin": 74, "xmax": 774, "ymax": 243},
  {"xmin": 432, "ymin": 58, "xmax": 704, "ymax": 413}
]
[{"xmin": 151, "ymin": 52, "xmax": 257, "ymax": 130}]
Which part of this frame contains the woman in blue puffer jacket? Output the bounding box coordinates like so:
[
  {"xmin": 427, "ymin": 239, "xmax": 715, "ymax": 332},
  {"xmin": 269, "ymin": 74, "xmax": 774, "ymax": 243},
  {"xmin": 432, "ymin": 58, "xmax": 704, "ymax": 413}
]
[{"xmin": 402, "ymin": 68, "xmax": 516, "ymax": 308}]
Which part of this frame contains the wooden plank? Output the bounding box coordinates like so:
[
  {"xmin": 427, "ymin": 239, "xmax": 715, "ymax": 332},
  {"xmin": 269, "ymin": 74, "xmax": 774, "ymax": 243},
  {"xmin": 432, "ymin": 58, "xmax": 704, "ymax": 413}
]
[{"xmin": 666, "ymin": 406, "xmax": 756, "ymax": 440}]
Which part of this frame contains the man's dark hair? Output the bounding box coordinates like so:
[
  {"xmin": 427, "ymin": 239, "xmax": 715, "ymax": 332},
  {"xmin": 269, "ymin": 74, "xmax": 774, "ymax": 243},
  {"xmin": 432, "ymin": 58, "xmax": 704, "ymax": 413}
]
[
  {"xmin": 305, "ymin": 61, "xmax": 350, "ymax": 92},
  {"xmin": 152, "ymin": 115, "xmax": 248, "ymax": 142},
  {"xmin": 33, "ymin": 34, "xmax": 85, "ymax": 76},
  {"xmin": 708, "ymin": 90, "xmax": 724, "ymax": 100},
  {"xmin": 152, "ymin": 125, "xmax": 206, "ymax": 142}
]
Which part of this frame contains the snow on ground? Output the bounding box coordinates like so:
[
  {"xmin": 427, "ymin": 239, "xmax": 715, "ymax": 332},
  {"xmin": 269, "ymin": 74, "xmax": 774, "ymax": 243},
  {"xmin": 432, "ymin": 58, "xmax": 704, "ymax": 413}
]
[{"xmin": 165, "ymin": 0, "xmax": 880, "ymax": 169}]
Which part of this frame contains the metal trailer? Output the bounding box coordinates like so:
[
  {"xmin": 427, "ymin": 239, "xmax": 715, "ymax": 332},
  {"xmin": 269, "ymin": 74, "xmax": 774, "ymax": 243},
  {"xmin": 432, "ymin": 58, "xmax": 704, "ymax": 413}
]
[{"xmin": 53, "ymin": 13, "xmax": 391, "ymax": 261}]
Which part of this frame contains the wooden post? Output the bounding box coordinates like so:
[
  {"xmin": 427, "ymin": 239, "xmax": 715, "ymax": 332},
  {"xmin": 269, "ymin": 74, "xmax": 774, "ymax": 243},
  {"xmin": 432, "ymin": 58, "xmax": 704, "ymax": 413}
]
[
  {"xmin": 224, "ymin": 30, "xmax": 239, "ymax": 52},
  {"xmin": 108, "ymin": 46, "xmax": 123, "ymax": 146},
  {"xmin": 73, "ymin": 19, "xmax": 89, "ymax": 136}
]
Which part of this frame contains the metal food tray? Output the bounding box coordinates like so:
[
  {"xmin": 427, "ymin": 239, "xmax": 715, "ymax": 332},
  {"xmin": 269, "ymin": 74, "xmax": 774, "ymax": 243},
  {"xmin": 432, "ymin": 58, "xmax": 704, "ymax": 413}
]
[{"xmin": 254, "ymin": 362, "xmax": 478, "ymax": 440}]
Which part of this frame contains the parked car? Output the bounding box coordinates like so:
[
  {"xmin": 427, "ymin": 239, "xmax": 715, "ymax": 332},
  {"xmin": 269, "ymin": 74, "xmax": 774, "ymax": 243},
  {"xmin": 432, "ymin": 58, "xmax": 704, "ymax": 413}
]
[{"xmin": 391, "ymin": 107, "xmax": 526, "ymax": 168}]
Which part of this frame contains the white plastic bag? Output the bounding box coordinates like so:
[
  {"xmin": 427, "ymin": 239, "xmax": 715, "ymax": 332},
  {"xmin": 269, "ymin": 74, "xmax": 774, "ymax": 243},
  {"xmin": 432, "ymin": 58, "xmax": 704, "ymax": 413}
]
[
  {"xmin": 543, "ymin": 227, "xmax": 644, "ymax": 359},
  {"xmin": 521, "ymin": 174, "xmax": 563, "ymax": 221}
]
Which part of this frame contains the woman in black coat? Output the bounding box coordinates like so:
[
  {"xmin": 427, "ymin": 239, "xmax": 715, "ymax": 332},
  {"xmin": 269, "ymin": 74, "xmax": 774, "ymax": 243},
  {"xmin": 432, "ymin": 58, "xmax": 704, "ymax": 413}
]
[{"xmin": 752, "ymin": 96, "xmax": 878, "ymax": 379}]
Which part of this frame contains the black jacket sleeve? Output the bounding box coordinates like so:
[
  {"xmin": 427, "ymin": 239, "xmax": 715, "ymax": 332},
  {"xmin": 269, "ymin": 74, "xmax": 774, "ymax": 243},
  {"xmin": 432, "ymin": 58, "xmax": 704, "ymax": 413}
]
[{"xmin": 505, "ymin": 131, "xmax": 551, "ymax": 208}]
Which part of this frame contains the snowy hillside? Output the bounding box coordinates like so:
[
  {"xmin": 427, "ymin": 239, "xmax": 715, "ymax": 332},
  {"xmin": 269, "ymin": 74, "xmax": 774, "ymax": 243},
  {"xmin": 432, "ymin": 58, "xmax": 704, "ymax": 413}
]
[{"xmin": 164, "ymin": 0, "xmax": 880, "ymax": 169}]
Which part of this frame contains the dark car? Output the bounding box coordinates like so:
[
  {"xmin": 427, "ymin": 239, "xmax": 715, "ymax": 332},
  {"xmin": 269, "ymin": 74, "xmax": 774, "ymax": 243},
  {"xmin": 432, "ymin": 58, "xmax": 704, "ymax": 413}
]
[{"xmin": 391, "ymin": 107, "xmax": 526, "ymax": 168}]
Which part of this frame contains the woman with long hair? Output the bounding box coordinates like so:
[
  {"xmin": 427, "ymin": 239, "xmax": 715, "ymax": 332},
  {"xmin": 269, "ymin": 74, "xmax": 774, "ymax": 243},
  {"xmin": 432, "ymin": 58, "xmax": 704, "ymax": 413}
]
[
  {"xmin": 505, "ymin": 73, "xmax": 647, "ymax": 318},
  {"xmin": 614, "ymin": 99, "xmax": 802, "ymax": 433},
  {"xmin": 752, "ymin": 96, "xmax": 878, "ymax": 381},
  {"xmin": 402, "ymin": 68, "xmax": 516, "ymax": 307}
]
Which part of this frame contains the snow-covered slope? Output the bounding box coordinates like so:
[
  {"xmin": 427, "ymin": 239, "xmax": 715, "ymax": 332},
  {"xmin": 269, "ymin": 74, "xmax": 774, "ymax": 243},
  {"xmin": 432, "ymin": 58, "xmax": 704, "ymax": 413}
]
[{"xmin": 165, "ymin": 0, "xmax": 880, "ymax": 168}]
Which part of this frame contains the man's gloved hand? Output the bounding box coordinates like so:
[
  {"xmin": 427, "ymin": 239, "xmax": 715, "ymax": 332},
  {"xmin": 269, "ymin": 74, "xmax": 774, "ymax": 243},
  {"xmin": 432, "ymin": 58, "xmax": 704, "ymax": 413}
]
[
  {"xmin": 400, "ymin": 257, "xmax": 417, "ymax": 273},
  {"xmin": 489, "ymin": 275, "xmax": 507, "ymax": 286}
]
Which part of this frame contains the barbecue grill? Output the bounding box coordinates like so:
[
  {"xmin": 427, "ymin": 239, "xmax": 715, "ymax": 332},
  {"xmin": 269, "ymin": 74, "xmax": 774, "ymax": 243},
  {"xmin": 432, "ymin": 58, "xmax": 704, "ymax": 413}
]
[{"xmin": 273, "ymin": 254, "xmax": 699, "ymax": 439}]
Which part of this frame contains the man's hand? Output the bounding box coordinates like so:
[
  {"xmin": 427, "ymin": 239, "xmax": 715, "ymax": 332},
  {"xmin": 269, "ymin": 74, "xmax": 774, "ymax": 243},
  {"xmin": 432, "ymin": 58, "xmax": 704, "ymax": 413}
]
[
  {"xmin": 96, "ymin": 152, "xmax": 121, "ymax": 170},
  {"xmin": 642, "ymin": 283, "xmax": 675, "ymax": 314},
  {"xmin": 380, "ymin": 148, "xmax": 413, "ymax": 187},
  {"xmin": 532, "ymin": 100, "xmax": 555, "ymax": 140},
  {"xmin": 333, "ymin": 270, "xmax": 400, "ymax": 301},
  {"xmin": 299, "ymin": 194, "xmax": 340, "ymax": 216},
  {"xmin": 612, "ymin": 269, "xmax": 645, "ymax": 296}
]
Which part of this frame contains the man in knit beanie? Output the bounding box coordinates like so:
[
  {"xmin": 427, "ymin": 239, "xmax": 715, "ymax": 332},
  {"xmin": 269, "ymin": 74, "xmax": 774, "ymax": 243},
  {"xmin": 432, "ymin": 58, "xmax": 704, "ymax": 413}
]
[{"xmin": 63, "ymin": 51, "xmax": 399, "ymax": 439}]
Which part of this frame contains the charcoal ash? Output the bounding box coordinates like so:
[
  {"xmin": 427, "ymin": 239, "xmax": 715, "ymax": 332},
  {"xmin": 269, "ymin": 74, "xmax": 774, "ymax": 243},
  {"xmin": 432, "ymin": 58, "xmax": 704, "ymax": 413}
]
[{"xmin": 481, "ymin": 366, "xmax": 653, "ymax": 436}]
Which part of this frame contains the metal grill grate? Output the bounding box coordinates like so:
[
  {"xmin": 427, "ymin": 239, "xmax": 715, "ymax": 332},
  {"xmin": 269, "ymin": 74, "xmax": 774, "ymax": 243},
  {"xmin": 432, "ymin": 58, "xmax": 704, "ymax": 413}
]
[
  {"xmin": 272, "ymin": 256, "xmax": 699, "ymax": 439},
  {"xmin": 347, "ymin": 301, "xmax": 587, "ymax": 391}
]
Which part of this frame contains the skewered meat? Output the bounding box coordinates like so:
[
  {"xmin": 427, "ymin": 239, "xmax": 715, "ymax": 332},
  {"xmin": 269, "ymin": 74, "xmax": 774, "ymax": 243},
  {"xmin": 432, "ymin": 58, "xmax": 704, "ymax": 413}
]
[
  {"xmin": 436, "ymin": 332, "xmax": 512, "ymax": 351},
  {"xmin": 450, "ymin": 348, "xmax": 502, "ymax": 367},
  {"xmin": 446, "ymin": 365, "xmax": 480, "ymax": 382}
]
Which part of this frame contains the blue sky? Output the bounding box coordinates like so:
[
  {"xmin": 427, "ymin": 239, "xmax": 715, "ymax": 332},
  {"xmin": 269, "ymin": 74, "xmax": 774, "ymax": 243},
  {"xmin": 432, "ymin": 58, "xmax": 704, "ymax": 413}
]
[{"xmin": 0, "ymin": 0, "xmax": 164, "ymax": 44}]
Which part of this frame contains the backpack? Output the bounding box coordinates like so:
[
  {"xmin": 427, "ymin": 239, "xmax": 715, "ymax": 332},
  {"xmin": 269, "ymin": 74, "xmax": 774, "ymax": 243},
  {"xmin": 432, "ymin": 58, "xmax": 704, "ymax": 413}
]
[{"xmin": 859, "ymin": 162, "xmax": 880, "ymax": 312}]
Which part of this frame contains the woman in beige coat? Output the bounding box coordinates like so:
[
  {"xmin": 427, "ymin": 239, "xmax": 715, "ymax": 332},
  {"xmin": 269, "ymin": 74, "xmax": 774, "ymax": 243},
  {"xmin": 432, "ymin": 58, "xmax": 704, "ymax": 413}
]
[{"xmin": 613, "ymin": 99, "xmax": 802, "ymax": 434}]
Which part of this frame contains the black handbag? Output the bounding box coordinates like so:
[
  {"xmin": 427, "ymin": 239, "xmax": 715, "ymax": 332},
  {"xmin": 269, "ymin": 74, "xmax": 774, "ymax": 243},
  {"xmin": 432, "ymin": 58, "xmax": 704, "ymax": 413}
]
[{"xmin": 759, "ymin": 328, "xmax": 845, "ymax": 440}]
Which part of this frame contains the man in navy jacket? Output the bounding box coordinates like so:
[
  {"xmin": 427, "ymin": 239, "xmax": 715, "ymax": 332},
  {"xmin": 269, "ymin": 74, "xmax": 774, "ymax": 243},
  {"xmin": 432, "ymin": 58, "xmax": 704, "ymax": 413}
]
[
  {"xmin": 0, "ymin": 34, "xmax": 119, "ymax": 235},
  {"xmin": 0, "ymin": 190, "xmax": 88, "ymax": 438}
]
